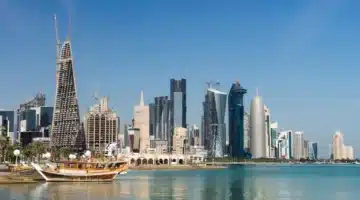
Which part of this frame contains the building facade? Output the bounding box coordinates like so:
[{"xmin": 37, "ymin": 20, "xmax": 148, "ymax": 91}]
[
  {"xmin": 133, "ymin": 91, "xmax": 150, "ymax": 153},
  {"xmin": 293, "ymin": 131, "xmax": 304, "ymax": 160},
  {"xmin": 172, "ymin": 127, "xmax": 187, "ymax": 154},
  {"xmin": 332, "ymin": 131, "xmax": 344, "ymax": 160},
  {"xmin": 250, "ymin": 92, "xmax": 266, "ymax": 158},
  {"xmin": 308, "ymin": 142, "xmax": 318, "ymax": 160},
  {"xmin": 0, "ymin": 110, "xmax": 15, "ymax": 143},
  {"xmin": 153, "ymin": 96, "xmax": 171, "ymax": 141},
  {"xmin": 228, "ymin": 81, "xmax": 247, "ymax": 158},
  {"xmin": 84, "ymin": 97, "xmax": 119, "ymax": 154},
  {"xmin": 170, "ymin": 79, "xmax": 187, "ymax": 151},
  {"xmin": 51, "ymin": 16, "xmax": 85, "ymax": 150},
  {"xmin": 203, "ymin": 88, "xmax": 227, "ymax": 157}
]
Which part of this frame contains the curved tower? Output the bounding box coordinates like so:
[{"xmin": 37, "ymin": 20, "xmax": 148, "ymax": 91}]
[{"xmin": 250, "ymin": 90, "xmax": 266, "ymax": 158}]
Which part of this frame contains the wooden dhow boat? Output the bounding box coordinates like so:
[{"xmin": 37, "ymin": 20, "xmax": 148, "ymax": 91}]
[{"xmin": 31, "ymin": 160, "xmax": 128, "ymax": 182}]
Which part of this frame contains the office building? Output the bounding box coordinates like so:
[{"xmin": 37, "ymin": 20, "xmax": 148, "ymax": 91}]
[
  {"xmin": 308, "ymin": 142, "xmax": 318, "ymax": 160},
  {"xmin": 344, "ymin": 145, "xmax": 354, "ymax": 160},
  {"xmin": 0, "ymin": 110, "xmax": 15, "ymax": 143},
  {"xmin": 51, "ymin": 15, "xmax": 85, "ymax": 150},
  {"xmin": 332, "ymin": 131, "xmax": 344, "ymax": 160},
  {"xmin": 203, "ymin": 87, "xmax": 227, "ymax": 157},
  {"xmin": 244, "ymin": 112, "xmax": 250, "ymax": 151},
  {"xmin": 293, "ymin": 131, "xmax": 304, "ymax": 160},
  {"xmin": 275, "ymin": 130, "xmax": 293, "ymax": 159},
  {"xmin": 270, "ymin": 122, "xmax": 278, "ymax": 158},
  {"xmin": 170, "ymin": 79, "xmax": 186, "ymax": 151},
  {"xmin": 84, "ymin": 97, "xmax": 119, "ymax": 154},
  {"xmin": 264, "ymin": 105, "xmax": 272, "ymax": 158},
  {"xmin": 153, "ymin": 96, "xmax": 171, "ymax": 141},
  {"xmin": 228, "ymin": 81, "xmax": 247, "ymax": 158},
  {"xmin": 250, "ymin": 90, "xmax": 266, "ymax": 158},
  {"xmin": 133, "ymin": 91, "xmax": 150, "ymax": 153},
  {"xmin": 303, "ymin": 140, "xmax": 309, "ymax": 159},
  {"xmin": 172, "ymin": 127, "xmax": 187, "ymax": 154}
]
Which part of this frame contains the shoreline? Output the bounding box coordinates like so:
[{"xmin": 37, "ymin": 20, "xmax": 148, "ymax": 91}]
[{"xmin": 129, "ymin": 165, "xmax": 227, "ymax": 171}]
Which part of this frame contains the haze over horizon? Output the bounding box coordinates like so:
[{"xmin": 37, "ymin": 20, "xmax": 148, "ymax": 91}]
[{"xmin": 0, "ymin": 0, "xmax": 359, "ymax": 157}]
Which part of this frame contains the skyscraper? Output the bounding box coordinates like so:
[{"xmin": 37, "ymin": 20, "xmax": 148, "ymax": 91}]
[
  {"xmin": 308, "ymin": 142, "xmax": 318, "ymax": 160},
  {"xmin": 203, "ymin": 88, "xmax": 227, "ymax": 157},
  {"xmin": 170, "ymin": 79, "xmax": 186, "ymax": 128},
  {"xmin": 250, "ymin": 90, "xmax": 266, "ymax": 158},
  {"xmin": 228, "ymin": 81, "xmax": 247, "ymax": 158},
  {"xmin": 51, "ymin": 15, "xmax": 85, "ymax": 150},
  {"xmin": 293, "ymin": 131, "xmax": 304, "ymax": 160},
  {"xmin": 154, "ymin": 96, "xmax": 171, "ymax": 141},
  {"xmin": 133, "ymin": 91, "xmax": 150, "ymax": 153},
  {"xmin": 84, "ymin": 97, "xmax": 119, "ymax": 154},
  {"xmin": 170, "ymin": 78, "xmax": 186, "ymax": 152},
  {"xmin": 332, "ymin": 131, "xmax": 344, "ymax": 160}
]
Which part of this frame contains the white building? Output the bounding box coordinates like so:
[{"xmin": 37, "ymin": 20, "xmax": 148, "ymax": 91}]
[
  {"xmin": 84, "ymin": 97, "xmax": 119, "ymax": 154},
  {"xmin": 133, "ymin": 91, "xmax": 150, "ymax": 153},
  {"xmin": 293, "ymin": 131, "xmax": 304, "ymax": 160}
]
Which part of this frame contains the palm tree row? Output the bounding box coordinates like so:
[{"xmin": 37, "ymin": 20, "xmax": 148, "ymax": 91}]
[{"xmin": 0, "ymin": 137, "xmax": 73, "ymax": 164}]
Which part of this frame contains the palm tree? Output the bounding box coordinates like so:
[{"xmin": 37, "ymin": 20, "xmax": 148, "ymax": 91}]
[
  {"xmin": 22, "ymin": 145, "xmax": 35, "ymax": 162},
  {"xmin": 0, "ymin": 136, "xmax": 10, "ymax": 163},
  {"xmin": 31, "ymin": 142, "xmax": 46, "ymax": 163},
  {"xmin": 60, "ymin": 147, "xmax": 72, "ymax": 160},
  {"xmin": 50, "ymin": 146, "xmax": 61, "ymax": 161}
]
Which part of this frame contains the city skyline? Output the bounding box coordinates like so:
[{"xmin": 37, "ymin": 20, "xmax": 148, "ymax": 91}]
[{"xmin": 1, "ymin": 1, "xmax": 360, "ymax": 156}]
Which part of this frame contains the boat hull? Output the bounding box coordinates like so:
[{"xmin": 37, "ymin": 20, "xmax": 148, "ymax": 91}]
[{"xmin": 31, "ymin": 162, "xmax": 125, "ymax": 182}]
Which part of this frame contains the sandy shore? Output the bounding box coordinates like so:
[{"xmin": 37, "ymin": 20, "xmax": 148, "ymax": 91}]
[{"xmin": 129, "ymin": 165, "xmax": 227, "ymax": 171}]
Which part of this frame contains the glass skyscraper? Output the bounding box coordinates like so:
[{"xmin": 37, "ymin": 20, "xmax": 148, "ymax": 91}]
[
  {"xmin": 228, "ymin": 81, "xmax": 247, "ymax": 158},
  {"xmin": 203, "ymin": 88, "xmax": 227, "ymax": 157},
  {"xmin": 170, "ymin": 79, "xmax": 186, "ymax": 151}
]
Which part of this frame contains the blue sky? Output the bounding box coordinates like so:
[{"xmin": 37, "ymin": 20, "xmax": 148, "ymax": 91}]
[{"xmin": 1, "ymin": 0, "xmax": 360, "ymax": 157}]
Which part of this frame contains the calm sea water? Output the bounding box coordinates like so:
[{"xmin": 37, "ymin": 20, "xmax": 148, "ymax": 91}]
[{"xmin": 1, "ymin": 164, "xmax": 360, "ymax": 200}]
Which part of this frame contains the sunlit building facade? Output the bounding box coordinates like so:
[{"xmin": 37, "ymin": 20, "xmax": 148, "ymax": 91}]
[{"xmin": 203, "ymin": 88, "xmax": 227, "ymax": 157}]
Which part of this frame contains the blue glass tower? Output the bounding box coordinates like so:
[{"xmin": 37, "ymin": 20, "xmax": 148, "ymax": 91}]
[{"xmin": 228, "ymin": 81, "xmax": 247, "ymax": 158}]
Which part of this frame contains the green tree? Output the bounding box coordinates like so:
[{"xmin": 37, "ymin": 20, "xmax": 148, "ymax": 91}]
[
  {"xmin": 0, "ymin": 136, "xmax": 10, "ymax": 163},
  {"xmin": 60, "ymin": 147, "xmax": 72, "ymax": 160},
  {"xmin": 22, "ymin": 145, "xmax": 35, "ymax": 162},
  {"xmin": 31, "ymin": 142, "xmax": 46, "ymax": 163}
]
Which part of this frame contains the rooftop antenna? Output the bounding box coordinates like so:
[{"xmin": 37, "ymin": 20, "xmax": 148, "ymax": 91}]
[
  {"xmin": 256, "ymin": 88, "xmax": 259, "ymax": 96},
  {"xmin": 53, "ymin": 14, "xmax": 60, "ymax": 57},
  {"xmin": 67, "ymin": 1, "xmax": 72, "ymax": 41}
]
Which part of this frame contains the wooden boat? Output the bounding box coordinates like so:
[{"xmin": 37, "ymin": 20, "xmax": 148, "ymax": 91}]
[
  {"xmin": 8, "ymin": 163, "xmax": 34, "ymax": 172},
  {"xmin": 31, "ymin": 160, "xmax": 128, "ymax": 182}
]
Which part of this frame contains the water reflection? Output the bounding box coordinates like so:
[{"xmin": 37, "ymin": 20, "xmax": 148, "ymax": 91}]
[{"xmin": 2, "ymin": 165, "xmax": 360, "ymax": 200}]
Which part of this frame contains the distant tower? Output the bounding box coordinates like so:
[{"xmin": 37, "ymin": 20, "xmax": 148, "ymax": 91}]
[
  {"xmin": 228, "ymin": 80, "xmax": 247, "ymax": 158},
  {"xmin": 133, "ymin": 90, "xmax": 150, "ymax": 153},
  {"xmin": 50, "ymin": 14, "xmax": 85, "ymax": 150},
  {"xmin": 250, "ymin": 88, "xmax": 266, "ymax": 158}
]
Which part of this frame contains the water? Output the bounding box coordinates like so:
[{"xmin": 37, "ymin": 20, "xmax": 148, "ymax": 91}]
[{"xmin": 1, "ymin": 164, "xmax": 360, "ymax": 200}]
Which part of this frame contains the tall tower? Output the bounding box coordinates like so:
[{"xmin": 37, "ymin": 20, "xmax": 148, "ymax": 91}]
[
  {"xmin": 51, "ymin": 14, "xmax": 85, "ymax": 150},
  {"xmin": 133, "ymin": 90, "xmax": 150, "ymax": 153},
  {"xmin": 170, "ymin": 78, "xmax": 186, "ymax": 152},
  {"xmin": 228, "ymin": 80, "xmax": 247, "ymax": 158},
  {"xmin": 250, "ymin": 89, "xmax": 266, "ymax": 158}
]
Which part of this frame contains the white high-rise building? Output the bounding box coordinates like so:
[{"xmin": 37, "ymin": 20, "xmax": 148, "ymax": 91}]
[
  {"xmin": 293, "ymin": 131, "xmax": 304, "ymax": 160},
  {"xmin": 344, "ymin": 145, "xmax": 354, "ymax": 160},
  {"xmin": 332, "ymin": 131, "xmax": 344, "ymax": 160},
  {"xmin": 133, "ymin": 91, "xmax": 150, "ymax": 153},
  {"xmin": 250, "ymin": 89, "xmax": 266, "ymax": 158},
  {"xmin": 84, "ymin": 97, "xmax": 119, "ymax": 154}
]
